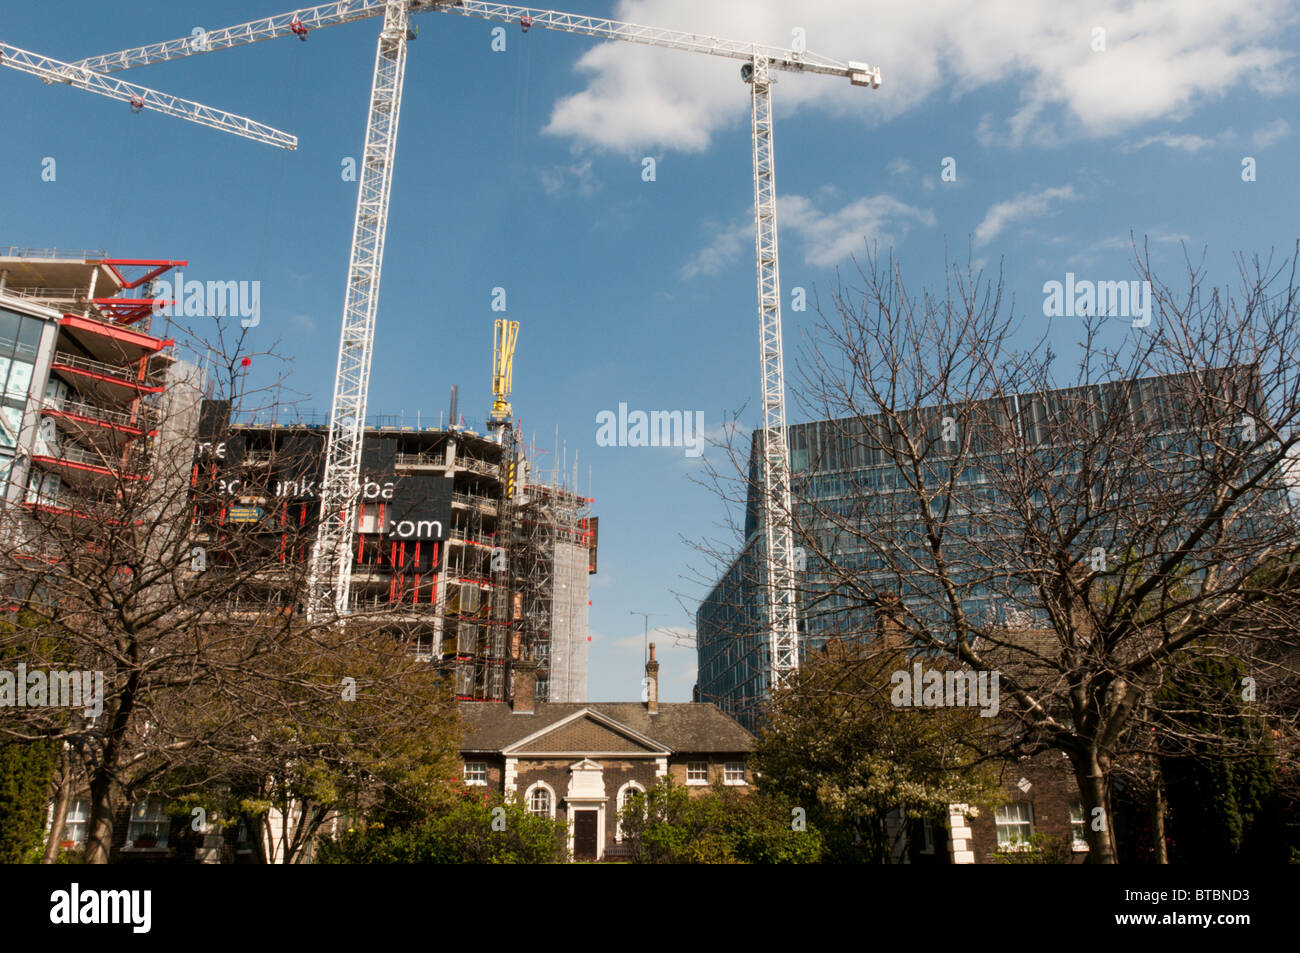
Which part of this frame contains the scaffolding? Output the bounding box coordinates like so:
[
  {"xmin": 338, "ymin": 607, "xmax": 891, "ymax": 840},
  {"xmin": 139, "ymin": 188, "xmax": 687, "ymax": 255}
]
[{"xmin": 511, "ymin": 480, "xmax": 592, "ymax": 703}]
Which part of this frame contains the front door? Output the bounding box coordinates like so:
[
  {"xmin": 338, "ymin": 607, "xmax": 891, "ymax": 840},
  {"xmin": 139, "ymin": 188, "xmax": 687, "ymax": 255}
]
[{"xmin": 573, "ymin": 810, "xmax": 598, "ymax": 861}]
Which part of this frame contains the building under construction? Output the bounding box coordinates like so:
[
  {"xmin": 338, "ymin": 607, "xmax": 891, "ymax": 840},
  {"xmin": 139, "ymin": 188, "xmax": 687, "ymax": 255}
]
[{"xmin": 199, "ymin": 401, "xmax": 595, "ymax": 705}]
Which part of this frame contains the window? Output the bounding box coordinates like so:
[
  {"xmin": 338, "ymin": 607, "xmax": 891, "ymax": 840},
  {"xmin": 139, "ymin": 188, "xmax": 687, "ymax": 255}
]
[
  {"xmin": 995, "ymin": 802, "xmax": 1033, "ymax": 848},
  {"xmin": 528, "ymin": 785, "xmax": 553, "ymax": 818},
  {"xmin": 127, "ymin": 800, "xmax": 169, "ymax": 848},
  {"xmin": 1070, "ymin": 803, "xmax": 1090, "ymax": 851},
  {"xmin": 723, "ymin": 762, "xmax": 746, "ymax": 785},
  {"xmin": 615, "ymin": 782, "xmax": 645, "ymax": 842},
  {"xmin": 62, "ymin": 798, "xmax": 90, "ymax": 846},
  {"xmin": 464, "ymin": 762, "xmax": 487, "ymax": 786},
  {"xmin": 920, "ymin": 817, "xmax": 936, "ymax": 854},
  {"xmin": 685, "ymin": 762, "xmax": 708, "ymax": 785}
]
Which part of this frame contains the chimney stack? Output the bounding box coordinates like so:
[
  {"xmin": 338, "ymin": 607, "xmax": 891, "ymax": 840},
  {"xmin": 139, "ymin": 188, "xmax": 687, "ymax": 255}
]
[
  {"xmin": 511, "ymin": 659, "xmax": 537, "ymax": 714},
  {"xmin": 645, "ymin": 642, "xmax": 660, "ymax": 714}
]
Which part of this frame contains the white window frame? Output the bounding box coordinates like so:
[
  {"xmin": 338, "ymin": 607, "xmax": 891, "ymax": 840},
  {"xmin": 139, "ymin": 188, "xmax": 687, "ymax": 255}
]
[
  {"xmin": 685, "ymin": 761, "xmax": 708, "ymax": 785},
  {"xmin": 126, "ymin": 799, "xmax": 169, "ymax": 849},
  {"xmin": 723, "ymin": 761, "xmax": 747, "ymax": 786},
  {"xmin": 61, "ymin": 798, "xmax": 90, "ymax": 847},
  {"xmin": 464, "ymin": 761, "xmax": 488, "ymax": 787},
  {"xmin": 615, "ymin": 781, "xmax": 646, "ymax": 842},
  {"xmin": 994, "ymin": 802, "xmax": 1034, "ymax": 850},
  {"xmin": 524, "ymin": 781, "xmax": 555, "ymax": 819},
  {"xmin": 1070, "ymin": 803, "xmax": 1090, "ymax": 852}
]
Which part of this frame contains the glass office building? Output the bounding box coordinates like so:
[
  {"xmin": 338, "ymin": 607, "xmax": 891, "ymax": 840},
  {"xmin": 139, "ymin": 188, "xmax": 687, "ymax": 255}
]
[{"xmin": 696, "ymin": 367, "xmax": 1287, "ymax": 729}]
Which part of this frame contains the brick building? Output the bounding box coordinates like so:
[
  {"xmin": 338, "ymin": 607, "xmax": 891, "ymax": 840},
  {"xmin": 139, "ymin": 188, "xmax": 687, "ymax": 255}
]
[{"xmin": 458, "ymin": 644, "xmax": 755, "ymax": 861}]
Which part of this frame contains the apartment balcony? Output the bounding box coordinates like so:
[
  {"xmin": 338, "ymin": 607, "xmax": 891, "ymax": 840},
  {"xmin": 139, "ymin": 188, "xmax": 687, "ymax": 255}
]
[
  {"xmin": 41, "ymin": 397, "xmax": 157, "ymax": 452},
  {"xmin": 50, "ymin": 351, "xmax": 167, "ymax": 403},
  {"xmin": 29, "ymin": 439, "xmax": 149, "ymax": 488}
]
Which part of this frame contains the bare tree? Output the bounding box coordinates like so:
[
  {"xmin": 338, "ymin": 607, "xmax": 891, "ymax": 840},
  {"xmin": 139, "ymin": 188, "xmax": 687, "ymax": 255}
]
[
  {"xmin": 696, "ymin": 242, "xmax": 1300, "ymax": 863},
  {"xmin": 0, "ymin": 320, "xmax": 459, "ymax": 863}
]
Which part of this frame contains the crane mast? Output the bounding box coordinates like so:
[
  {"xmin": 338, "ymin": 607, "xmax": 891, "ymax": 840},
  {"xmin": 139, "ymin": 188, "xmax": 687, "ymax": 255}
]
[
  {"xmin": 306, "ymin": 0, "xmax": 411, "ymax": 621},
  {"xmin": 746, "ymin": 57, "xmax": 798, "ymax": 688},
  {"xmin": 37, "ymin": 1, "xmax": 882, "ymax": 694}
]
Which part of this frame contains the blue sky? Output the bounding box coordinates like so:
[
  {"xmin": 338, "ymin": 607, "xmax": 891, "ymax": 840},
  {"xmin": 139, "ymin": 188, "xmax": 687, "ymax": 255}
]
[{"xmin": 2, "ymin": 0, "xmax": 1297, "ymax": 702}]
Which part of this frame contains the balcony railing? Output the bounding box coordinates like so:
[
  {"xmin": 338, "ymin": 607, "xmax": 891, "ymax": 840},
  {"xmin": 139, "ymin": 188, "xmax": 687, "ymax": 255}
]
[
  {"xmin": 51, "ymin": 352, "xmax": 166, "ymax": 389},
  {"xmin": 45, "ymin": 397, "xmax": 156, "ymax": 431},
  {"xmin": 34, "ymin": 440, "xmax": 149, "ymax": 475},
  {"xmin": 452, "ymin": 492, "xmax": 497, "ymax": 512},
  {"xmin": 394, "ymin": 453, "xmax": 444, "ymax": 468}
]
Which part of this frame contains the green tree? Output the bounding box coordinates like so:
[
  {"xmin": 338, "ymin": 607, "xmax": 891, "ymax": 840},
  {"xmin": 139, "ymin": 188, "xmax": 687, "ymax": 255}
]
[
  {"xmin": 617, "ymin": 777, "xmax": 824, "ymax": 864},
  {"xmin": 1154, "ymin": 652, "xmax": 1286, "ymax": 862},
  {"xmin": 0, "ymin": 739, "xmax": 59, "ymax": 863},
  {"xmin": 754, "ymin": 637, "xmax": 1001, "ymax": 862},
  {"xmin": 317, "ymin": 783, "xmax": 567, "ymax": 864}
]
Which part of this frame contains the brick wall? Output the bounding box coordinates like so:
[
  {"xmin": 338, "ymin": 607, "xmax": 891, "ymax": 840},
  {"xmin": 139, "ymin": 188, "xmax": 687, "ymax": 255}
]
[{"xmin": 966, "ymin": 750, "xmax": 1088, "ymax": 864}]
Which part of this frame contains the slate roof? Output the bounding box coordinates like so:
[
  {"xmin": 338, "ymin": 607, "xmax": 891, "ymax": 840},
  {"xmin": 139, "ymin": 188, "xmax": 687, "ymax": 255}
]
[{"xmin": 458, "ymin": 702, "xmax": 756, "ymax": 754}]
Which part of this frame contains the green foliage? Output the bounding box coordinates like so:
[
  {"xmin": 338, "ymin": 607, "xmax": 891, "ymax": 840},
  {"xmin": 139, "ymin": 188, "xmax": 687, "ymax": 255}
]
[
  {"xmin": 1155, "ymin": 652, "xmax": 1286, "ymax": 862},
  {"xmin": 0, "ymin": 740, "xmax": 59, "ymax": 863},
  {"xmin": 617, "ymin": 777, "xmax": 824, "ymax": 864},
  {"xmin": 755, "ymin": 640, "xmax": 1001, "ymax": 862},
  {"xmin": 317, "ymin": 782, "xmax": 568, "ymax": 864},
  {"xmin": 989, "ymin": 832, "xmax": 1072, "ymax": 864}
]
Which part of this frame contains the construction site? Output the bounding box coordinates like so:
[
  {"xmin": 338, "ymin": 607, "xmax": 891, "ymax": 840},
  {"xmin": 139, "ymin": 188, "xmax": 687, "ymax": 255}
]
[{"xmin": 192, "ymin": 319, "xmax": 596, "ymax": 704}]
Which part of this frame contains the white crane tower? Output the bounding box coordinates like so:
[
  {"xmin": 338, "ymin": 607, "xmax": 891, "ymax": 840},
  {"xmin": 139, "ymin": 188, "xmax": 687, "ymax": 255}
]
[{"xmin": 3, "ymin": 1, "xmax": 880, "ymax": 697}]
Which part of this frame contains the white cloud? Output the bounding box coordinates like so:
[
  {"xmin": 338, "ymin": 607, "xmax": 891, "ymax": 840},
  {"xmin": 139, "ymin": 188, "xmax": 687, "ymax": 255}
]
[
  {"xmin": 1252, "ymin": 118, "xmax": 1291, "ymax": 147},
  {"xmin": 684, "ymin": 192, "xmax": 934, "ymax": 276},
  {"xmin": 539, "ymin": 157, "xmax": 601, "ymax": 196},
  {"xmin": 974, "ymin": 185, "xmax": 1077, "ymax": 247},
  {"xmin": 887, "ymin": 157, "xmax": 913, "ymax": 176},
  {"xmin": 542, "ymin": 0, "xmax": 1294, "ymax": 154},
  {"xmin": 1131, "ymin": 130, "xmax": 1224, "ymax": 152},
  {"xmin": 1066, "ymin": 227, "xmax": 1190, "ymax": 265}
]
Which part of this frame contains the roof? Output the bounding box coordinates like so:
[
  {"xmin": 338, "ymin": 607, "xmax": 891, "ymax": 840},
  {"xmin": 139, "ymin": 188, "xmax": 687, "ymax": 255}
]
[{"xmin": 458, "ymin": 702, "xmax": 756, "ymax": 755}]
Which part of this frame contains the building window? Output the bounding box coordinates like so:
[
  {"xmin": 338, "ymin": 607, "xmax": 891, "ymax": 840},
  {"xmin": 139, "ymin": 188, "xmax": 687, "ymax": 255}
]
[
  {"xmin": 61, "ymin": 798, "xmax": 90, "ymax": 847},
  {"xmin": 526, "ymin": 783, "xmax": 553, "ymax": 818},
  {"xmin": 615, "ymin": 782, "xmax": 645, "ymax": 842},
  {"xmin": 723, "ymin": 761, "xmax": 746, "ymax": 785},
  {"xmin": 1070, "ymin": 803, "xmax": 1090, "ymax": 851},
  {"xmin": 127, "ymin": 800, "xmax": 169, "ymax": 849},
  {"xmin": 995, "ymin": 802, "xmax": 1033, "ymax": 848},
  {"xmin": 686, "ymin": 762, "xmax": 708, "ymax": 785},
  {"xmin": 920, "ymin": 817, "xmax": 936, "ymax": 854},
  {"xmin": 464, "ymin": 762, "xmax": 487, "ymax": 786}
]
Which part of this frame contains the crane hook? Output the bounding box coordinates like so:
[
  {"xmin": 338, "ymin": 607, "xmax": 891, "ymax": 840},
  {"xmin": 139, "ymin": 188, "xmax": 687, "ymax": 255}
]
[
  {"xmin": 129, "ymin": 95, "xmax": 145, "ymax": 113},
  {"xmin": 290, "ymin": 19, "xmax": 309, "ymax": 41},
  {"xmin": 520, "ymin": 15, "xmax": 533, "ymax": 32}
]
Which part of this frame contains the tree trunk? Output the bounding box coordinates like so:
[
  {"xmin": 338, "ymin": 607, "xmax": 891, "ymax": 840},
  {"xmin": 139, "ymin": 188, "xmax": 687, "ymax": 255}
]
[
  {"xmin": 83, "ymin": 770, "xmax": 118, "ymax": 864},
  {"xmin": 1073, "ymin": 752, "xmax": 1118, "ymax": 864},
  {"xmin": 41, "ymin": 748, "xmax": 74, "ymax": 864},
  {"xmin": 1151, "ymin": 772, "xmax": 1168, "ymax": 864}
]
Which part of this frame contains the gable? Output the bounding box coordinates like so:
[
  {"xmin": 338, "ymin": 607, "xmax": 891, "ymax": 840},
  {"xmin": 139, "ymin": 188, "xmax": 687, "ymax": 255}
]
[{"xmin": 511, "ymin": 713, "xmax": 662, "ymax": 755}]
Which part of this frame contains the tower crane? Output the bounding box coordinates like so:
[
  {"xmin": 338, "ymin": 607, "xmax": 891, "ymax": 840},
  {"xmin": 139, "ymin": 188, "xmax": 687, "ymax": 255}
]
[
  {"xmin": 0, "ymin": 42, "xmax": 296, "ymax": 149},
  {"xmin": 488, "ymin": 318, "xmax": 519, "ymax": 446},
  {"xmin": 42, "ymin": 0, "xmax": 881, "ymax": 695}
]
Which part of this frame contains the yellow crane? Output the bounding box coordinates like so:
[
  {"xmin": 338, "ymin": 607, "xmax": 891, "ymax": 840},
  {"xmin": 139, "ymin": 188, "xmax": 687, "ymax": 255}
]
[{"xmin": 489, "ymin": 318, "xmax": 519, "ymax": 437}]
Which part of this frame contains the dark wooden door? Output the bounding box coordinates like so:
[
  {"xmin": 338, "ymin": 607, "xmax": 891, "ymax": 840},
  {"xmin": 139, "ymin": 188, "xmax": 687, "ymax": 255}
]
[{"xmin": 574, "ymin": 810, "xmax": 598, "ymax": 861}]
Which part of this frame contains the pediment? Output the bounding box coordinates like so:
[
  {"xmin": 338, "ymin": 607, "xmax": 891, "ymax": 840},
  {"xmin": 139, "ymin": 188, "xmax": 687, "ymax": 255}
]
[{"xmin": 504, "ymin": 709, "xmax": 668, "ymax": 756}]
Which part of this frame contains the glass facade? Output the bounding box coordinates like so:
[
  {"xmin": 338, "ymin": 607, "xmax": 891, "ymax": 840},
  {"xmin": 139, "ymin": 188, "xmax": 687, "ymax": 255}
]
[
  {"xmin": 0, "ymin": 307, "xmax": 47, "ymax": 489},
  {"xmin": 697, "ymin": 367, "xmax": 1287, "ymax": 730}
]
